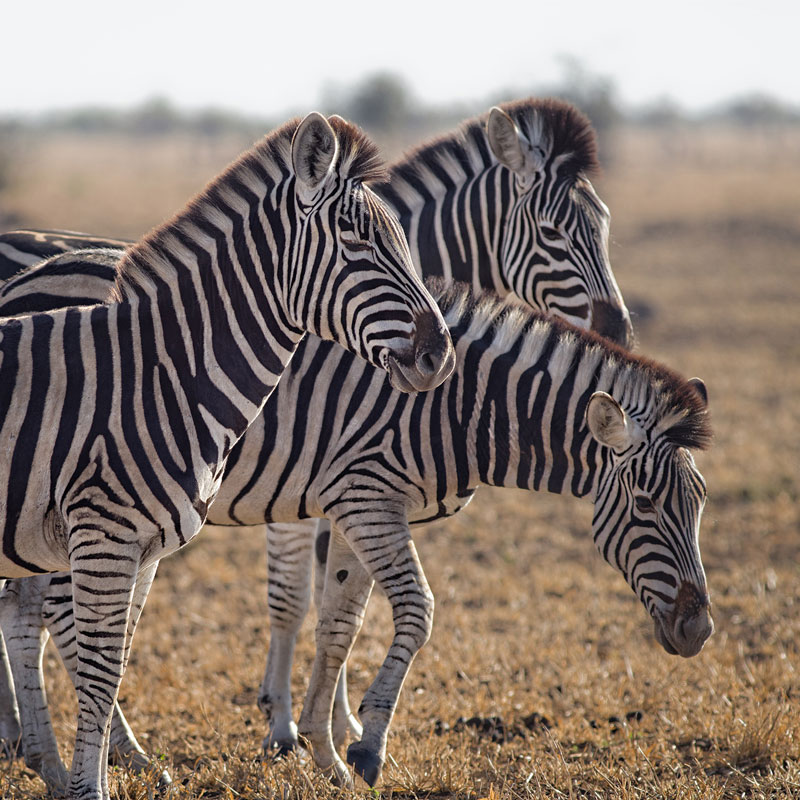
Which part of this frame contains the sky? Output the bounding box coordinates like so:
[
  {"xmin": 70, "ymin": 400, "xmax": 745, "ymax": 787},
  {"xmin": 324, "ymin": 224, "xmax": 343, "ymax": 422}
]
[{"xmin": 3, "ymin": 0, "xmax": 798, "ymax": 118}]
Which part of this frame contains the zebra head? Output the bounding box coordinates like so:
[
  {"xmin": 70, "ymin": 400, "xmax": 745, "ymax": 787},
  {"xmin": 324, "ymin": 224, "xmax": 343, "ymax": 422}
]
[
  {"xmin": 486, "ymin": 101, "xmax": 633, "ymax": 349},
  {"xmin": 586, "ymin": 378, "xmax": 713, "ymax": 657},
  {"xmin": 289, "ymin": 113, "xmax": 455, "ymax": 392}
]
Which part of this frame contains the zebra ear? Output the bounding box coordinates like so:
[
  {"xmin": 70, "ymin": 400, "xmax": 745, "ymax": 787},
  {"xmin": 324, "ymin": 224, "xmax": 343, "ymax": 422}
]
[
  {"xmin": 487, "ymin": 107, "xmax": 526, "ymax": 173},
  {"xmin": 688, "ymin": 377, "xmax": 709, "ymax": 409},
  {"xmin": 292, "ymin": 112, "xmax": 339, "ymax": 201},
  {"xmin": 586, "ymin": 392, "xmax": 633, "ymax": 452}
]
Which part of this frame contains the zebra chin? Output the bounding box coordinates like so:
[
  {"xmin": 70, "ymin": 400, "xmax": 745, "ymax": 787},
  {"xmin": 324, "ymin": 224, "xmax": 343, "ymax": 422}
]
[{"xmin": 652, "ymin": 581, "xmax": 714, "ymax": 658}]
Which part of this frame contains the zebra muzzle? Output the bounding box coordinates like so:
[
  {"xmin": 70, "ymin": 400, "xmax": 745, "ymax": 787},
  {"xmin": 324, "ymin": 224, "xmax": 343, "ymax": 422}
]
[
  {"xmin": 653, "ymin": 581, "xmax": 714, "ymax": 658},
  {"xmin": 385, "ymin": 310, "xmax": 455, "ymax": 393}
]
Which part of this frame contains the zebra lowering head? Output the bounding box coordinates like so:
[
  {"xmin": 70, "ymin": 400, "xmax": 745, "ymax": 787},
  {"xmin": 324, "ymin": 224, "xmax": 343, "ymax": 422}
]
[
  {"xmin": 486, "ymin": 99, "xmax": 633, "ymax": 347},
  {"xmin": 586, "ymin": 374, "xmax": 713, "ymax": 656},
  {"xmin": 287, "ymin": 114, "xmax": 454, "ymax": 390}
]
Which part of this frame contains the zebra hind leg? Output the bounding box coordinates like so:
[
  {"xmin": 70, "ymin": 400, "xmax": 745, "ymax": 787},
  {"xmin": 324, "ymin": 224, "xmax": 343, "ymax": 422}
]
[
  {"xmin": 258, "ymin": 522, "xmax": 314, "ymax": 756},
  {"xmin": 297, "ymin": 524, "xmax": 374, "ymax": 788},
  {"xmin": 0, "ymin": 576, "xmax": 70, "ymax": 794},
  {"xmin": 312, "ymin": 521, "xmax": 363, "ymax": 749}
]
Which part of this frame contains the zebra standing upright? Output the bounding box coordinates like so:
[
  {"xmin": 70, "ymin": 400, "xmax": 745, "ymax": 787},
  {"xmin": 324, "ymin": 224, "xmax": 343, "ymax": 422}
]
[
  {"xmin": 0, "ymin": 276, "xmax": 711, "ymax": 787},
  {"xmin": 0, "ymin": 98, "xmax": 633, "ymax": 347},
  {"xmin": 0, "ymin": 112, "xmax": 454, "ymax": 800}
]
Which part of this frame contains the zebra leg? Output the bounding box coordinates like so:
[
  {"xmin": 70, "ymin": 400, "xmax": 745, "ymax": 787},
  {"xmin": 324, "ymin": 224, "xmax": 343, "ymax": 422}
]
[
  {"xmin": 0, "ymin": 619, "xmax": 22, "ymax": 760},
  {"xmin": 258, "ymin": 522, "xmax": 314, "ymax": 755},
  {"xmin": 313, "ymin": 521, "xmax": 363, "ymax": 748},
  {"xmin": 333, "ymin": 505, "xmax": 434, "ymax": 787},
  {"xmin": 41, "ymin": 565, "xmax": 171, "ymax": 788},
  {"xmin": 67, "ymin": 534, "xmax": 142, "ymax": 800},
  {"xmin": 297, "ymin": 525, "xmax": 374, "ymax": 788},
  {"xmin": 0, "ymin": 576, "xmax": 70, "ymax": 793}
]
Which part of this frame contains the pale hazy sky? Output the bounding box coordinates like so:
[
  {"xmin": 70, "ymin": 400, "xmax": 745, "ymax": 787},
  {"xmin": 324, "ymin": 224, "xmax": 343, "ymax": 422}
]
[{"xmin": 3, "ymin": 0, "xmax": 797, "ymax": 117}]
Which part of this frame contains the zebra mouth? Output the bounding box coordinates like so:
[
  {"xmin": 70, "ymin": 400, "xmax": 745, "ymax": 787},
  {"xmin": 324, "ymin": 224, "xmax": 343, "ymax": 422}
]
[
  {"xmin": 384, "ymin": 331, "xmax": 455, "ymax": 394},
  {"xmin": 653, "ymin": 605, "xmax": 714, "ymax": 659},
  {"xmin": 385, "ymin": 355, "xmax": 418, "ymax": 393},
  {"xmin": 653, "ymin": 616, "xmax": 680, "ymax": 655}
]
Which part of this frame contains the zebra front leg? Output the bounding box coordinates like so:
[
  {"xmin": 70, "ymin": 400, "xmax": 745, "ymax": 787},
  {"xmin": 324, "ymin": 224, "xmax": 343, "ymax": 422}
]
[
  {"xmin": 258, "ymin": 522, "xmax": 314, "ymax": 755},
  {"xmin": 41, "ymin": 564, "xmax": 171, "ymax": 789},
  {"xmin": 313, "ymin": 521, "xmax": 363, "ymax": 748},
  {"xmin": 107, "ymin": 563, "xmax": 171, "ymax": 787},
  {"xmin": 67, "ymin": 533, "xmax": 142, "ymax": 800},
  {"xmin": 297, "ymin": 525, "xmax": 374, "ymax": 788},
  {"xmin": 333, "ymin": 505, "xmax": 434, "ymax": 787},
  {"xmin": 0, "ymin": 576, "xmax": 70, "ymax": 794}
]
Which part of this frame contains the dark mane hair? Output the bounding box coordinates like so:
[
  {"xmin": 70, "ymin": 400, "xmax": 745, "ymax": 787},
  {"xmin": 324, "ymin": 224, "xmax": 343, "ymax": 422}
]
[
  {"xmin": 379, "ymin": 97, "xmax": 600, "ymax": 192},
  {"xmin": 499, "ymin": 97, "xmax": 600, "ymax": 177},
  {"xmin": 326, "ymin": 115, "xmax": 387, "ymax": 184},
  {"xmin": 425, "ymin": 278, "xmax": 712, "ymax": 452}
]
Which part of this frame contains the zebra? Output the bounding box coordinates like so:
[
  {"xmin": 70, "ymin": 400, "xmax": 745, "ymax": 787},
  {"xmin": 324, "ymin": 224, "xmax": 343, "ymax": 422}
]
[
  {"xmin": 0, "ymin": 97, "xmax": 634, "ymax": 347},
  {"xmin": 0, "ymin": 273, "xmax": 710, "ymax": 788},
  {"xmin": 0, "ymin": 112, "xmax": 455, "ymax": 800}
]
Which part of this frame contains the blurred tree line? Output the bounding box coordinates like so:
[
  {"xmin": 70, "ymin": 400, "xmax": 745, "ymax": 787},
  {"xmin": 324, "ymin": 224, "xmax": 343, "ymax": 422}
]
[
  {"xmin": 1, "ymin": 61, "xmax": 799, "ymax": 220},
  {"xmin": 3, "ymin": 61, "xmax": 797, "ymax": 140}
]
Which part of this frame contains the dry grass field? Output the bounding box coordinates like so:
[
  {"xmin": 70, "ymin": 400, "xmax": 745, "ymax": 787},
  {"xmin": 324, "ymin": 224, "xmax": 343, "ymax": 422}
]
[{"xmin": 0, "ymin": 119, "xmax": 798, "ymax": 799}]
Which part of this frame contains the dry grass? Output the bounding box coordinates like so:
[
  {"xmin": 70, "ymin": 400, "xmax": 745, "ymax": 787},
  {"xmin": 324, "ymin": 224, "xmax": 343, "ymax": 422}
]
[{"xmin": 0, "ymin": 123, "xmax": 798, "ymax": 799}]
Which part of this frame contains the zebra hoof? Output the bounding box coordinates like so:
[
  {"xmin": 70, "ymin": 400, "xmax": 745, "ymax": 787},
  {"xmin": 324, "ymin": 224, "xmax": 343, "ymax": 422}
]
[
  {"xmin": 260, "ymin": 736, "xmax": 298, "ymax": 760},
  {"xmin": 346, "ymin": 743, "xmax": 383, "ymax": 786},
  {"xmin": 155, "ymin": 767, "xmax": 173, "ymax": 791}
]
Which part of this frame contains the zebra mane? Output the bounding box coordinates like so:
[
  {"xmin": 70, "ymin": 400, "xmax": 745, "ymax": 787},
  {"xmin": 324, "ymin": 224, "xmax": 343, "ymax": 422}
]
[
  {"xmin": 379, "ymin": 97, "xmax": 600, "ymax": 192},
  {"xmin": 427, "ymin": 279, "xmax": 712, "ymax": 452},
  {"xmin": 113, "ymin": 115, "xmax": 386, "ymax": 295},
  {"xmin": 499, "ymin": 97, "xmax": 600, "ymax": 177}
]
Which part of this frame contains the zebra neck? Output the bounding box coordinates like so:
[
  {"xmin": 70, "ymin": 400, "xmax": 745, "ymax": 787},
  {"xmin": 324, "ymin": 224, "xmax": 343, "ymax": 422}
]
[
  {"xmin": 462, "ymin": 323, "xmax": 607, "ymax": 501},
  {"xmin": 377, "ymin": 143, "xmax": 511, "ymax": 292},
  {"xmin": 111, "ymin": 184, "xmax": 305, "ymax": 442}
]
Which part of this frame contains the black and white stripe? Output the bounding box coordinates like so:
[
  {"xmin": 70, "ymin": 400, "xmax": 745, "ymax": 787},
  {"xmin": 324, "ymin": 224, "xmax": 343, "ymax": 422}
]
[
  {"xmin": 0, "ymin": 277, "xmax": 708, "ymax": 788},
  {"xmin": 0, "ymin": 112, "xmax": 453, "ymax": 800}
]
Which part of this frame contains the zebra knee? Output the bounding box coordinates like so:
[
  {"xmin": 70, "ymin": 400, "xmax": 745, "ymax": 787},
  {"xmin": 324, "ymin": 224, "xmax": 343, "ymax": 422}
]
[{"xmin": 396, "ymin": 584, "xmax": 434, "ymax": 652}]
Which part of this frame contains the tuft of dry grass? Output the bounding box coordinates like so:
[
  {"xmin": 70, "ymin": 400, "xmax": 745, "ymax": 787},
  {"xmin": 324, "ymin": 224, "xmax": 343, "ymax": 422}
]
[{"xmin": 0, "ymin": 123, "xmax": 798, "ymax": 798}]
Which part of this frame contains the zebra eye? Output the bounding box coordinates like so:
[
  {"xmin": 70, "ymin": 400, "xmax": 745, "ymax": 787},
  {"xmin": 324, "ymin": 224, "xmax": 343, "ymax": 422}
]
[
  {"xmin": 339, "ymin": 230, "xmax": 373, "ymax": 252},
  {"xmin": 539, "ymin": 226, "xmax": 563, "ymax": 242},
  {"xmin": 635, "ymin": 495, "xmax": 656, "ymax": 514}
]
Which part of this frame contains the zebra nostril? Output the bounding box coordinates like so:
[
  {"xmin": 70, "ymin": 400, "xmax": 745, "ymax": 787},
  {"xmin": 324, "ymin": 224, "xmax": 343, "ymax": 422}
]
[{"xmin": 416, "ymin": 350, "xmax": 437, "ymax": 376}]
